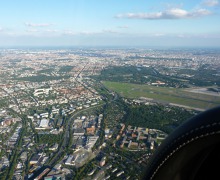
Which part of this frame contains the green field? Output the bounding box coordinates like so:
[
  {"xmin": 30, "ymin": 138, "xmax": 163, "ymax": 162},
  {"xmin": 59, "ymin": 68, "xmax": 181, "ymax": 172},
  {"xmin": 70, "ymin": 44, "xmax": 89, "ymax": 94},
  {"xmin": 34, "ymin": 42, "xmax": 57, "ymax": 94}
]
[{"xmin": 103, "ymin": 81, "xmax": 220, "ymax": 110}]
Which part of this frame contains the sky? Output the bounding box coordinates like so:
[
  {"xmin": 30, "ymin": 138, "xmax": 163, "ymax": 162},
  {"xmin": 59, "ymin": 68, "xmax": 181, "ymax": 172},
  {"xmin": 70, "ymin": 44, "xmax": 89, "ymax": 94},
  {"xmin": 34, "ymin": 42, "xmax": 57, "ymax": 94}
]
[{"xmin": 0, "ymin": 0, "xmax": 220, "ymax": 47}]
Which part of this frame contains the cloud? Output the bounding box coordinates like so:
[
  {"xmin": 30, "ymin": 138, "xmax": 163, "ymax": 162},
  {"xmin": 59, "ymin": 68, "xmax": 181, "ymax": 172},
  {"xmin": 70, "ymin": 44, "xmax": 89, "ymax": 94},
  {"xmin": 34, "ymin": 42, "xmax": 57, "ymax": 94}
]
[
  {"xmin": 45, "ymin": 29, "xmax": 59, "ymax": 33},
  {"xmin": 63, "ymin": 30, "xmax": 76, "ymax": 36},
  {"xmin": 102, "ymin": 29, "xmax": 119, "ymax": 34},
  {"xmin": 0, "ymin": 27, "xmax": 17, "ymax": 35},
  {"xmin": 80, "ymin": 31, "xmax": 99, "ymax": 35},
  {"xmin": 26, "ymin": 29, "xmax": 39, "ymax": 32},
  {"xmin": 62, "ymin": 29, "xmax": 122, "ymax": 37},
  {"xmin": 202, "ymin": 0, "xmax": 219, "ymax": 7},
  {"xmin": 0, "ymin": 27, "xmax": 9, "ymax": 33},
  {"xmin": 117, "ymin": 25, "xmax": 129, "ymax": 29},
  {"xmin": 0, "ymin": 27, "xmax": 3, "ymax": 32},
  {"xmin": 115, "ymin": 8, "xmax": 212, "ymax": 20},
  {"xmin": 176, "ymin": 34, "xmax": 192, "ymax": 38},
  {"xmin": 176, "ymin": 33, "xmax": 220, "ymax": 39},
  {"xmin": 25, "ymin": 22, "xmax": 53, "ymax": 27},
  {"xmin": 62, "ymin": 30, "xmax": 99, "ymax": 36},
  {"xmin": 153, "ymin": 33, "xmax": 165, "ymax": 37}
]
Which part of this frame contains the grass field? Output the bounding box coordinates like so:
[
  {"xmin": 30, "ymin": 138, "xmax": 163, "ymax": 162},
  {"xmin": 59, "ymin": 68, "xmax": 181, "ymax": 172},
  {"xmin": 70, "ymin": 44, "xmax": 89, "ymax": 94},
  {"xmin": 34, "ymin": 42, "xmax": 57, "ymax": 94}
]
[{"xmin": 103, "ymin": 81, "xmax": 220, "ymax": 110}]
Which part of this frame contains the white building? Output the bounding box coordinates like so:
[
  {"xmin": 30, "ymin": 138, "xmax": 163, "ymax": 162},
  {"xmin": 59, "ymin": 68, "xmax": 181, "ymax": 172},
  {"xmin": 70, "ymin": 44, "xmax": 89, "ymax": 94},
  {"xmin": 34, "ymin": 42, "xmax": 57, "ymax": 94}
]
[
  {"xmin": 39, "ymin": 119, "xmax": 49, "ymax": 128},
  {"xmin": 86, "ymin": 136, "xmax": 99, "ymax": 150},
  {"xmin": 65, "ymin": 155, "xmax": 78, "ymax": 166}
]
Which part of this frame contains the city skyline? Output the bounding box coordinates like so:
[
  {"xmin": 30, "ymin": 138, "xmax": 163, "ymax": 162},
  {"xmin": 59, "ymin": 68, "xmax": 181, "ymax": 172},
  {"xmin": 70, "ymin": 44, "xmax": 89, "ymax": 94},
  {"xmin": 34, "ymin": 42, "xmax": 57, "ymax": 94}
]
[{"xmin": 0, "ymin": 0, "xmax": 220, "ymax": 47}]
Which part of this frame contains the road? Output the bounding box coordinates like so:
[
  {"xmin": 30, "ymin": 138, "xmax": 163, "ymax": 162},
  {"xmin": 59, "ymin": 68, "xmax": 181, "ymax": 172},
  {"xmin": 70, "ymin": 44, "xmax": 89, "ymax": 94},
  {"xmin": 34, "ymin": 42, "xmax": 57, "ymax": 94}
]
[
  {"xmin": 47, "ymin": 89, "xmax": 118, "ymax": 167},
  {"xmin": 38, "ymin": 67, "xmax": 118, "ymax": 172},
  {"xmin": 0, "ymin": 87, "xmax": 22, "ymax": 114},
  {"xmin": 47, "ymin": 102, "xmax": 105, "ymax": 167}
]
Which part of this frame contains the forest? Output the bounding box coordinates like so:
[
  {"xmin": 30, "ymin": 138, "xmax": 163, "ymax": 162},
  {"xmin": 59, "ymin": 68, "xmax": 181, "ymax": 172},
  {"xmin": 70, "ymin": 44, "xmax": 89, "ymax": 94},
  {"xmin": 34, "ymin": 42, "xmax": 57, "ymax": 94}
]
[
  {"xmin": 123, "ymin": 103, "xmax": 197, "ymax": 134},
  {"xmin": 93, "ymin": 65, "xmax": 220, "ymax": 88}
]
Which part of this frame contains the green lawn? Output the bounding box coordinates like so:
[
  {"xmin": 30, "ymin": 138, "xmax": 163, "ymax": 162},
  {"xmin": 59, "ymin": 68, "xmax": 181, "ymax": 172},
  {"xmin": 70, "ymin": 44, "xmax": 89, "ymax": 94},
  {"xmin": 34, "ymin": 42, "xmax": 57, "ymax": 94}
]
[{"xmin": 103, "ymin": 81, "xmax": 220, "ymax": 110}]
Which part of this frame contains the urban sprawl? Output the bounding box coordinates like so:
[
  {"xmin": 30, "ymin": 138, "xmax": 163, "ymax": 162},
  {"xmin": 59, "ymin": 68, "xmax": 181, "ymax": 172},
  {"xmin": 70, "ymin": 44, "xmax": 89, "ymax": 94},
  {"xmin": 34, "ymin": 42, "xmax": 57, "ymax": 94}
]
[{"xmin": 0, "ymin": 48, "xmax": 219, "ymax": 180}]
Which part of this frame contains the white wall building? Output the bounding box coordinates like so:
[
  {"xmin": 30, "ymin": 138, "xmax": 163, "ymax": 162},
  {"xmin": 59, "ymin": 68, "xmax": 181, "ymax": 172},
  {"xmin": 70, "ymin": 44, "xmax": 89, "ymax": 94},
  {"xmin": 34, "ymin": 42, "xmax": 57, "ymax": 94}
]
[{"xmin": 39, "ymin": 119, "xmax": 49, "ymax": 128}]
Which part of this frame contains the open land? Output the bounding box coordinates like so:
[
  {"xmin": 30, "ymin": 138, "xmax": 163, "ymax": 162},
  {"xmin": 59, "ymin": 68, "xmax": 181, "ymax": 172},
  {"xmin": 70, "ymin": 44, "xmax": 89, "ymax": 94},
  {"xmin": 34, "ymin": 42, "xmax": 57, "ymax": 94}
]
[{"xmin": 103, "ymin": 81, "xmax": 220, "ymax": 110}]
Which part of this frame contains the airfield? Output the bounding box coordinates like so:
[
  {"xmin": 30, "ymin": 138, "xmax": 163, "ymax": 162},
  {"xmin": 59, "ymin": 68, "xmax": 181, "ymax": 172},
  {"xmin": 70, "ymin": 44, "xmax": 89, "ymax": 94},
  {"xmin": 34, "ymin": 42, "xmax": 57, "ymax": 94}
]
[{"xmin": 103, "ymin": 81, "xmax": 220, "ymax": 111}]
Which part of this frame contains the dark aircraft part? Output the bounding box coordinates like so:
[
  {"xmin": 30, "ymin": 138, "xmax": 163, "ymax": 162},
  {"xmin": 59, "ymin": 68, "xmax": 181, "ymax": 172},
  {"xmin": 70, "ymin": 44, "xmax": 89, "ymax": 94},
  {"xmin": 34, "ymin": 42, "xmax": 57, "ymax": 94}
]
[{"xmin": 144, "ymin": 106, "xmax": 220, "ymax": 180}]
